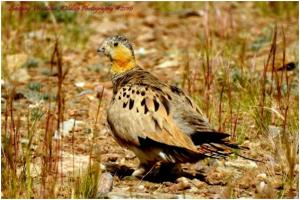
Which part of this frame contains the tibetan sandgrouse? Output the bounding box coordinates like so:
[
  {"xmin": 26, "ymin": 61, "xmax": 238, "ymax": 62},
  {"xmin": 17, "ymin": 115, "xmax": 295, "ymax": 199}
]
[{"xmin": 97, "ymin": 35, "xmax": 248, "ymax": 177}]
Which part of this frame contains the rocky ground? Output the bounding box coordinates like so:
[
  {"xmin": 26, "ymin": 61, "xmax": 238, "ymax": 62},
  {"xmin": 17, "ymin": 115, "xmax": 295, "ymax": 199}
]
[{"xmin": 1, "ymin": 2, "xmax": 299, "ymax": 198}]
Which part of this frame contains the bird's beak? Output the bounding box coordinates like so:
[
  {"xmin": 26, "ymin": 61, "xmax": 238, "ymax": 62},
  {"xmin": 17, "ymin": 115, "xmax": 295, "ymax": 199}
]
[
  {"xmin": 97, "ymin": 47, "xmax": 105, "ymax": 54},
  {"xmin": 97, "ymin": 43, "xmax": 111, "ymax": 59}
]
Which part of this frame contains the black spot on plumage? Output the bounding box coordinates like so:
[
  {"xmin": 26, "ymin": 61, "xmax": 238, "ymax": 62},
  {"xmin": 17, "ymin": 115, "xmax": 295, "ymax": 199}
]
[
  {"xmin": 136, "ymin": 108, "xmax": 139, "ymax": 113},
  {"xmin": 170, "ymin": 85, "xmax": 183, "ymax": 95},
  {"xmin": 118, "ymin": 96, "xmax": 121, "ymax": 100},
  {"xmin": 185, "ymin": 96, "xmax": 193, "ymax": 107},
  {"xmin": 128, "ymin": 87, "xmax": 131, "ymax": 91},
  {"xmin": 137, "ymin": 91, "xmax": 140, "ymax": 95},
  {"xmin": 153, "ymin": 99, "xmax": 160, "ymax": 111},
  {"xmin": 153, "ymin": 118, "xmax": 161, "ymax": 131},
  {"xmin": 129, "ymin": 99, "xmax": 134, "ymax": 110},
  {"xmin": 144, "ymin": 105, "xmax": 149, "ymax": 114},
  {"xmin": 166, "ymin": 93, "xmax": 172, "ymax": 100},
  {"xmin": 132, "ymin": 90, "xmax": 135, "ymax": 94},
  {"xmin": 123, "ymin": 92, "xmax": 126, "ymax": 97},
  {"xmin": 141, "ymin": 98, "xmax": 145, "ymax": 106},
  {"xmin": 122, "ymin": 88, "xmax": 126, "ymax": 91},
  {"xmin": 126, "ymin": 94, "xmax": 130, "ymax": 98},
  {"xmin": 123, "ymin": 102, "xmax": 128, "ymax": 108},
  {"xmin": 160, "ymin": 95, "xmax": 170, "ymax": 115},
  {"xmin": 140, "ymin": 98, "xmax": 149, "ymax": 114},
  {"xmin": 152, "ymin": 86, "xmax": 163, "ymax": 93},
  {"xmin": 145, "ymin": 87, "xmax": 148, "ymax": 91},
  {"xmin": 141, "ymin": 91, "xmax": 145, "ymax": 96}
]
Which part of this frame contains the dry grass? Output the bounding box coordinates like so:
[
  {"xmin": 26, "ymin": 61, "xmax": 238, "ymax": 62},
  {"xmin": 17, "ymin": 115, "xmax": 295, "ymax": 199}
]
[{"xmin": 1, "ymin": 1, "xmax": 298, "ymax": 198}]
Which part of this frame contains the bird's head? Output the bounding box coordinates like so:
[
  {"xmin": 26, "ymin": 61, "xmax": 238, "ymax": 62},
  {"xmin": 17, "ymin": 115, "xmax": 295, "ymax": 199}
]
[{"xmin": 97, "ymin": 35, "xmax": 136, "ymax": 74}]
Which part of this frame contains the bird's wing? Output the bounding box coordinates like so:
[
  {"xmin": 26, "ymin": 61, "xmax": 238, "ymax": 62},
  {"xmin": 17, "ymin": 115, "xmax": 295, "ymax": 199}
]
[
  {"xmin": 165, "ymin": 85, "xmax": 260, "ymax": 161},
  {"xmin": 166, "ymin": 85, "xmax": 231, "ymax": 144},
  {"xmin": 107, "ymin": 84, "xmax": 198, "ymax": 153}
]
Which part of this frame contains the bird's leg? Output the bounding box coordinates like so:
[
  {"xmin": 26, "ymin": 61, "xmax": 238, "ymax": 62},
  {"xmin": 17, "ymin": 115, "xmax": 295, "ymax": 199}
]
[
  {"xmin": 132, "ymin": 162, "xmax": 152, "ymax": 177},
  {"xmin": 131, "ymin": 165, "xmax": 146, "ymax": 177}
]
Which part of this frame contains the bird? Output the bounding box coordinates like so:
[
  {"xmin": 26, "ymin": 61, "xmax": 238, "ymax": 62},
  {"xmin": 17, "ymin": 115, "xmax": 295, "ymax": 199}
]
[{"xmin": 97, "ymin": 35, "xmax": 250, "ymax": 177}]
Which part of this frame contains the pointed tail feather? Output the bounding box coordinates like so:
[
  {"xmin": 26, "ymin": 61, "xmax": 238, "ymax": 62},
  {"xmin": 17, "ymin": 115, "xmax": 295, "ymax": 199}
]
[{"xmin": 197, "ymin": 141, "xmax": 263, "ymax": 163}]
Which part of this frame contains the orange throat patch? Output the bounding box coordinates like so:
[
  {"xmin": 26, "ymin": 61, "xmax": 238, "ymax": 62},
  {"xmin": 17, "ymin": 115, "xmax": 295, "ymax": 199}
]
[
  {"xmin": 112, "ymin": 58, "xmax": 136, "ymax": 74},
  {"xmin": 111, "ymin": 44, "xmax": 136, "ymax": 74}
]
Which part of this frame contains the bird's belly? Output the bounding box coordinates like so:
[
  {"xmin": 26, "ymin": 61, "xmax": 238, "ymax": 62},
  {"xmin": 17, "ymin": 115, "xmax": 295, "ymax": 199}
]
[
  {"xmin": 107, "ymin": 99, "xmax": 151, "ymax": 145},
  {"xmin": 107, "ymin": 95, "xmax": 159, "ymax": 141}
]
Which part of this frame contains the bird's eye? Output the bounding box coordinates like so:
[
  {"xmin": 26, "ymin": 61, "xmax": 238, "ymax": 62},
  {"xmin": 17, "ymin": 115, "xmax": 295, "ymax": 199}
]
[{"xmin": 114, "ymin": 42, "xmax": 118, "ymax": 47}]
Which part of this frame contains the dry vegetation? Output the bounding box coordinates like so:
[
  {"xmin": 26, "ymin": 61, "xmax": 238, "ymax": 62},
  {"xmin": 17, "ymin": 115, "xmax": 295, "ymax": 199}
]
[{"xmin": 1, "ymin": 1, "xmax": 299, "ymax": 198}]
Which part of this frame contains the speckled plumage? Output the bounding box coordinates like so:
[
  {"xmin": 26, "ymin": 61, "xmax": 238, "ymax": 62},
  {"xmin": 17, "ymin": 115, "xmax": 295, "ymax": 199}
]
[{"xmin": 98, "ymin": 35, "xmax": 241, "ymax": 176}]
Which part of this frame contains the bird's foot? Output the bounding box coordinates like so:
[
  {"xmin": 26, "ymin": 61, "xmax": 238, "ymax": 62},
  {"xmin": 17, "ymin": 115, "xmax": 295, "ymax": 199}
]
[
  {"xmin": 131, "ymin": 167, "xmax": 146, "ymax": 177},
  {"xmin": 131, "ymin": 162, "xmax": 161, "ymax": 177}
]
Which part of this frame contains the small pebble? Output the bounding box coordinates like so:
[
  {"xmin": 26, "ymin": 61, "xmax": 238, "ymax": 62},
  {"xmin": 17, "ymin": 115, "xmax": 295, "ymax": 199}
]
[
  {"xmin": 75, "ymin": 82, "xmax": 85, "ymax": 88},
  {"xmin": 225, "ymin": 159, "xmax": 257, "ymax": 169},
  {"xmin": 191, "ymin": 178, "xmax": 205, "ymax": 189},
  {"xmin": 97, "ymin": 172, "xmax": 113, "ymax": 197},
  {"xmin": 125, "ymin": 150, "xmax": 136, "ymax": 159},
  {"xmin": 169, "ymin": 177, "xmax": 191, "ymax": 191},
  {"xmin": 177, "ymin": 177, "xmax": 190, "ymax": 186},
  {"xmin": 188, "ymin": 186, "xmax": 198, "ymax": 193},
  {"xmin": 256, "ymin": 181, "xmax": 266, "ymax": 194},
  {"xmin": 119, "ymin": 158, "xmax": 126, "ymax": 165},
  {"xmin": 137, "ymin": 185, "xmax": 145, "ymax": 191},
  {"xmin": 256, "ymin": 173, "xmax": 267, "ymax": 180},
  {"xmin": 176, "ymin": 177, "xmax": 189, "ymax": 184},
  {"xmin": 20, "ymin": 138, "xmax": 29, "ymax": 145},
  {"xmin": 294, "ymin": 164, "xmax": 298, "ymax": 173},
  {"xmin": 100, "ymin": 164, "xmax": 106, "ymax": 171}
]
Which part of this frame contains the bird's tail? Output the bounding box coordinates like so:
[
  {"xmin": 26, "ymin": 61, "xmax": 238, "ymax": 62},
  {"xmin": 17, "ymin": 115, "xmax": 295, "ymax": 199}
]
[
  {"xmin": 162, "ymin": 141, "xmax": 262, "ymax": 164},
  {"xmin": 196, "ymin": 141, "xmax": 263, "ymax": 163}
]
